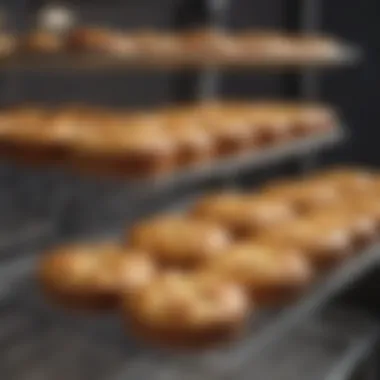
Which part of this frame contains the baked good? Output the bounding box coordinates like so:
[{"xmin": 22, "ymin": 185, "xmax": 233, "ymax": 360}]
[
  {"xmin": 159, "ymin": 113, "xmax": 214, "ymax": 166},
  {"xmin": 310, "ymin": 207, "xmax": 378, "ymax": 249},
  {"xmin": 291, "ymin": 35, "xmax": 344, "ymax": 63},
  {"xmin": 67, "ymin": 27, "xmax": 137, "ymax": 57},
  {"xmin": 39, "ymin": 243, "xmax": 156, "ymax": 311},
  {"xmin": 192, "ymin": 193, "xmax": 295, "ymax": 237},
  {"xmin": 233, "ymin": 32, "xmax": 293, "ymax": 64},
  {"xmin": 205, "ymin": 243, "xmax": 313, "ymax": 305},
  {"xmin": 123, "ymin": 271, "xmax": 250, "ymax": 347},
  {"xmin": 180, "ymin": 29, "xmax": 239, "ymax": 65},
  {"xmin": 247, "ymin": 106, "xmax": 293, "ymax": 146},
  {"xmin": 346, "ymin": 198, "xmax": 380, "ymax": 233},
  {"xmin": 311, "ymin": 168, "xmax": 375, "ymax": 195},
  {"xmin": 0, "ymin": 107, "xmax": 52, "ymax": 164},
  {"xmin": 22, "ymin": 31, "xmax": 65, "ymax": 53},
  {"xmin": 199, "ymin": 107, "xmax": 253, "ymax": 155},
  {"xmin": 290, "ymin": 104, "xmax": 337, "ymax": 136},
  {"xmin": 127, "ymin": 215, "xmax": 232, "ymax": 268},
  {"xmin": 0, "ymin": 33, "xmax": 17, "ymax": 58},
  {"xmin": 70, "ymin": 123, "xmax": 176, "ymax": 178},
  {"xmin": 131, "ymin": 30, "xmax": 183, "ymax": 64},
  {"xmin": 259, "ymin": 218, "xmax": 352, "ymax": 270},
  {"xmin": 262, "ymin": 178, "xmax": 339, "ymax": 213}
]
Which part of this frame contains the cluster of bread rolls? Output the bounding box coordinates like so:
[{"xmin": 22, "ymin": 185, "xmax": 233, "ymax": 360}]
[
  {"xmin": 0, "ymin": 28, "xmax": 351, "ymax": 66},
  {"xmin": 0, "ymin": 102, "xmax": 337, "ymax": 178},
  {"xmin": 38, "ymin": 167, "xmax": 380, "ymax": 348}
]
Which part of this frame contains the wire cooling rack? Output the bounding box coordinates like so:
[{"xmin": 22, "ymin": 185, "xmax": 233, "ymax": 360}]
[
  {"xmin": 58, "ymin": 129, "xmax": 344, "ymax": 237},
  {"xmin": 0, "ymin": 240, "xmax": 378, "ymax": 380}
]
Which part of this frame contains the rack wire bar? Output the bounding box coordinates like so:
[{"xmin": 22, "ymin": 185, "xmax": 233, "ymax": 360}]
[
  {"xmin": 0, "ymin": 240, "xmax": 378, "ymax": 380},
  {"xmin": 325, "ymin": 331, "xmax": 380, "ymax": 380}
]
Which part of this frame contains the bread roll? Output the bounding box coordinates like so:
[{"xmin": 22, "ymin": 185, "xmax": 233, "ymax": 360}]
[
  {"xmin": 123, "ymin": 271, "xmax": 250, "ymax": 348},
  {"xmin": 205, "ymin": 242, "xmax": 313, "ymax": 305},
  {"xmin": 192, "ymin": 193, "xmax": 295, "ymax": 237},
  {"xmin": 128, "ymin": 215, "xmax": 232, "ymax": 268},
  {"xmin": 39, "ymin": 243, "xmax": 156, "ymax": 311},
  {"xmin": 259, "ymin": 218, "xmax": 352, "ymax": 270}
]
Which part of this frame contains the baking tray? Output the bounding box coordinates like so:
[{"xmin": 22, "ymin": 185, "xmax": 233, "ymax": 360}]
[{"xmin": 0, "ymin": 241, "xmax": 379, "ymax": 380}]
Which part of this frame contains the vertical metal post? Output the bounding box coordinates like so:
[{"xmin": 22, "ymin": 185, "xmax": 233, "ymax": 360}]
[
  {"xmin": 195, "ymin": 0, "xmax": 231, "ymax": 100},
  {"xmin": 173, "ymin": 0, "xmax": 231, "ymax": 102},
  {"xmin": 283, "ymin": 0, "xmax": 322, "ymax": 172}
]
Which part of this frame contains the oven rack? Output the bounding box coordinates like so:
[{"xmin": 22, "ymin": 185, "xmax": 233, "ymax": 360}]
[
  {"xmin": 0, "ymin": 240, "xmax": 379, "ymax": 380},
  {"xmin": 0, "ymin": 44, "xmax": 361, "ymax": 72},
  {"xmin": 56, "ymin": 128, "xmax": 344, "ymax": 236}
]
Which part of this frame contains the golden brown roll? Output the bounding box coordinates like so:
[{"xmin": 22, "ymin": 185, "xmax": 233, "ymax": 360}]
[
  {"xmin": 247, "ymin": 107, "xmax": 293, "ymax": 146},
  {"xmin": 159, "ymin": 113, "xmax": 214, "ymax": 166},
  {"xmin": 262, "ymin": 178, "xmax": 339, "ymax": 213},
  {"xmin": 309, "ymin": 207, "xmax": 378, "ymax": 250},
  {"xmin": 312, "ymin": 168, "xmax": 375, "ymax": 195},
  {"xmin": 290, "ymin": 104, "xmax": 337, "ymax": 136},
  {"xmin": 199, "ymin": 108, "xmax": 253, "ymax": 155},
  {"xmin": 233, "ymin": 32, "xmax": 293, "ymax": 64},
  {"xmin": 130, "ymin": 30, "xmax": 183, "ymax": 64},
  {"xmin": 291, "ymin": 35, "xmax": 344, "ymax": 63},
  {"xmin": 123, "ymin": 271, "xmax": 250, "ymax": 348},
  {"xmin": 67, "ymin": 27, "xmax": 137, "ymax": 57},
  {"xmin": 70, "ymin": 123, "xmax": 176, "ymax": 178},
  {"xmin": 39, "ymin": 243, "xmax": 156, "ymax": 311},
  {"xmin": 180, "ymin": 29, "xmax": 239, "ymax": 64},
  {"xmin": 259, "ymin": 218, "xmax": 352, "ymax": 270},
  {"xmin": 192, "ymin": 193, "xmax": 296, "ymax": 237},
  {"xmin": 0, "ymin": 107, "xmax": 51, "ymax": 164},
  {"xmin": 205, "ymin": 243, "xmax": 313, "ymax": 305},
  {"xmin": 127, "ymin": 215, "xmax": 232, "ymax": 268},
  {"xmin": 22, "ymin": 31, "xmax": 65, "ymax": 53},
  {"xmin": 0, "ymin": 33, "xmax": 17, "ymax": 58},
  {"xmin": 346, "ymin": 198, "xmax": 380, "ymax": 233}
]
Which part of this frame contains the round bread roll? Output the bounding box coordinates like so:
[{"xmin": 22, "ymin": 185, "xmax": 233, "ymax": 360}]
[
  {"xmin": 348, "ymin": 198, "xmax": 380, "ymax": 232},
  {"xmin": 22, "ymin": 31, "xmax": 64, "ymax": 53},
  {"xmin": 159, "ymin": 113, "xmax": 214, "ymax": 166},
  {"xmin": 205, "ymin": 243, "xmax": 313, "ymax": 305},
  {"xmin": 130, "ymin": 30, "xmax": 183, "ymax": 64},
  {"xmin": 180, "ymin": 29, "xmax": 239, "ymax": 65},
  {"xmin": 39, "ymin": 243, "xmax": 156, "ymax": 311},
  {"xmin": 290, "ymin": 104, "xmax": 337, "ymax": 136},
  {"xmin": 291, "ymin": 35, "xmax": 343, "ymax": 63},
  {"xmin": 234, "ymin": 32, "xmax": 293, "ymax": 64},
  {"xmin": 0, "ymin": 107, "xmax": 52, "ymax": 164},
  {"xmin": 262, "ymin": 179, "xmax": 339, "ymax": 213},
  {"xmin": 70, "ymin": 123, "xmax": 176, "ymax": 178},
  {"xmin": 310, "ymin": 207, "xmax": 378, "ymax": 249},
  {"xmin": 123, "ymin": 271, "xmax": 250, "ymax": 348},
  {"xmin": 67, "ymin": 27, "xmax": 137, "ymax": 57},
  {"xmin": 312, "ymin": 168, "xmax": 375, "ymax": 195},
  {"xmin": 199, "ymin": 108, "xmax": 253, "ymax": 155},
  {"xmin": 247, "ymin": 106, "xmax": 293, "ymax": 146},
  {"xmin": 259, "ymin": 218, "xmax": 352, "ymax": 270},
  {"xmin": 0, "ymin": 33, "xmax": 17, "ymax": 58},
  {"xmin": 192, "ymin": 193, "xmax": 295, "ymax": 237},
  {"xmin": 127, "ymin": 215, "xmax": 232, "ymax": 268}
]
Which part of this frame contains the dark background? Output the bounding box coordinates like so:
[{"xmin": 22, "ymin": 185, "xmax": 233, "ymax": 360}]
[{"xmin": 0, "ymin": 0, "xmax": 379, "ymax": 166}]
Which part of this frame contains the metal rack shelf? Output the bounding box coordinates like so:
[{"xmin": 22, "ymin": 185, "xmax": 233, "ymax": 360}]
[
  {"xmin": 0, "ymin": 239, "xmax": 379, "ymax": 380},
  {"xmin": 57, "ymin": 129, "xmax": 344, "ymax": 236},
  {"xmin": 72, "ymin": 129, "xmax": 344, "ymax": 193},
  {"xmin": 0, "ymin": 46, "xmax": 360, "ymax": 72}
]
